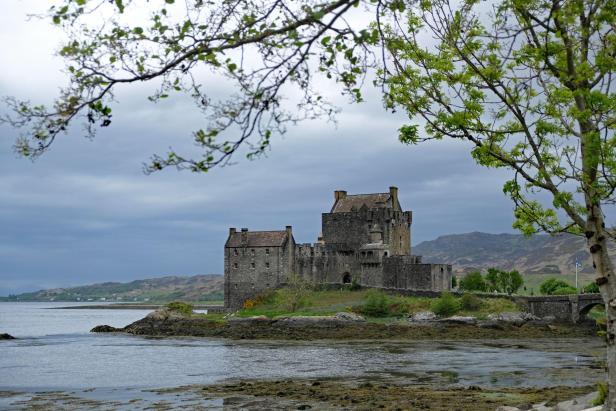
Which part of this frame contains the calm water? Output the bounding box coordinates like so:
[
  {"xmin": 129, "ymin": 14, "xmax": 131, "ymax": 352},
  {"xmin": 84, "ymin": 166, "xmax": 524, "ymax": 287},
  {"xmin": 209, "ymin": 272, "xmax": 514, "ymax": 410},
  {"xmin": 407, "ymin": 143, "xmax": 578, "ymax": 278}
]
[{"xmin": 0, "ymin": 302, "xmax": 606, "ymax": 394}]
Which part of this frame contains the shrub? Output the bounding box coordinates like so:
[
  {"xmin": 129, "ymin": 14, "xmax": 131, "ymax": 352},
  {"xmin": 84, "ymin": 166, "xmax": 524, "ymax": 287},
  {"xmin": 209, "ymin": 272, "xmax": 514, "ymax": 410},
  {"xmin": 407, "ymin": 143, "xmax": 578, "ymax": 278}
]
[
  {"xmin": 551, "ymin": 286, "xmax": 579, "ymax": 295},
  {"xmin": 459, "ymin": 293, "xmax": 483, "ymax": 311},
  {"xmin": 349, "ymin": 278, "xmax": 362, "ymax": 291},
  {"xmin": 540, "ymin": 278, "xmax": 576, "ymax": 295},
  {"xmin": 361, "ymin": 289, "xmax": 390, "ymax": 317},
  {"xmin": 166, "ymin": 301, "xmax": 194, "ymax": 316},
  {"xmin": 592, "ymin": 382, "xmax": 607, "ymax": 406},
  {"xmin": 584, "ymin": 282, "xmax": 600, "ymax": 293},
  {"xmin": 280, "ymin": 273, "xmax": 312, "ymax": 312},
  {"xmin": 430, "ymin": 292, "xmax": 460, "ymax": 317},
  {"xmin": 459, "ymin": 272, "xmax": 486, "ymax": 292}
]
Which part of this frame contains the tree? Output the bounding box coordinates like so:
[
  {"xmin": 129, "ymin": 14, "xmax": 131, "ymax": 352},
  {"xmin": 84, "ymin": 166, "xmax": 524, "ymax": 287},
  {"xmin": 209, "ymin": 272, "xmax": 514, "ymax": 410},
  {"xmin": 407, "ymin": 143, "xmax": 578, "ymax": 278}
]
[
  {"xmin": 485, "ymin": 268, "xmax": 501, "ymax": 292},
  {"xmin": 458, "ymin": 271, "xmax": 486, "ymax": 292},
  {"xmin": 498, "ymin": 270, "xmax": 524, "ymax": 295},
  {"xmin": 540, "ymin": 278, "xmax": 577, "ymax": 295},
  {"xmin": 3, "ymin": 0, "xmax": 616, "ymax": 406}
]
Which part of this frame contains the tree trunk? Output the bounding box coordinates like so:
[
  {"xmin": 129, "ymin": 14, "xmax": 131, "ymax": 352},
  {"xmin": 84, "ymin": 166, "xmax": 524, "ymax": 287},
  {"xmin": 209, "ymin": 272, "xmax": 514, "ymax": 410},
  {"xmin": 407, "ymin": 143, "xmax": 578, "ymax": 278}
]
[{"xmin": 586, "ymin": 206, "xmax": 615, "ymax": 410}]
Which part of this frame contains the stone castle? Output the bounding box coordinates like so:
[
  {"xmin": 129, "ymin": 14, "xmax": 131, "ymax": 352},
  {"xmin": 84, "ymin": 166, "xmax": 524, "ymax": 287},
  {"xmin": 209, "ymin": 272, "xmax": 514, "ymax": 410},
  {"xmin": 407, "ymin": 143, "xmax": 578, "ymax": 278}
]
[{"xmin": 224, "ymin": 187, "xmax": 452, "ymax": 308}]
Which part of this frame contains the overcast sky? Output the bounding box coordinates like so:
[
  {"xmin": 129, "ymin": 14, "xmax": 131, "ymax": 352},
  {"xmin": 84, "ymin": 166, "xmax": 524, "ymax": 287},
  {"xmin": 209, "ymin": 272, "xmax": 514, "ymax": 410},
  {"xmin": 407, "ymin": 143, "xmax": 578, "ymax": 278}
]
[{"xmin": 0, "ymin": 1, "xmax": 517, "ymax": 295}]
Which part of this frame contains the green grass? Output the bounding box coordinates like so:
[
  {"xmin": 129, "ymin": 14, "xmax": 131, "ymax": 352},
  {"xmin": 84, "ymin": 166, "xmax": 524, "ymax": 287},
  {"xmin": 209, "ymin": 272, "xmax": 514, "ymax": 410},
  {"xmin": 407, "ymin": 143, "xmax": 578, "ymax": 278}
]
[
  {"xmin": 232, "ymin": 288, "xmax": 519, "ymax": 322},
  {"xmin": 519, "ymin": 273, "xmax": 595, "ymax": 295}
]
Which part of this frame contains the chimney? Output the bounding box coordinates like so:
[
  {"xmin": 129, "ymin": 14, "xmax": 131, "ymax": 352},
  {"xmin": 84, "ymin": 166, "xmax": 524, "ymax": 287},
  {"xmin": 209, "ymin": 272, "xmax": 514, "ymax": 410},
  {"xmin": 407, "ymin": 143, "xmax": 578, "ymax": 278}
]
[
  {"xmin": 389, "ymin": 186, "xmax": 398, "ymax": 205},
  {"xmin": 334, "ymin": 190, "xmax": 347, "ymax": 201},
  {"xmin": 285, "ymin": 225, "xmax": 294, "ymax": 275},
  {"xmin": 240, "ymin": 228, "xmax": 248, "ymax": 245},
  {"xmin": 229, "ymin": 227, "xmax": 236, "ymax": 236},
  {"xmin": 241, "ymin": 228, "xmax": 248, "ymax": 232}
]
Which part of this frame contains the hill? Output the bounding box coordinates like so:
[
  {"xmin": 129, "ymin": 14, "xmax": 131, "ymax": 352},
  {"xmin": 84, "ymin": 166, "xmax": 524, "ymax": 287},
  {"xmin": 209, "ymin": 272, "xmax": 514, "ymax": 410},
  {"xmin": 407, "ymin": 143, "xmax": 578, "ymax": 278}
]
[
  {"xmin": 414, "ymin": 232, "xmax": 614, "ymax": 276},
  {"xmin": 1, "ymin": 274, "xmax": 223, "ymax": 303}
]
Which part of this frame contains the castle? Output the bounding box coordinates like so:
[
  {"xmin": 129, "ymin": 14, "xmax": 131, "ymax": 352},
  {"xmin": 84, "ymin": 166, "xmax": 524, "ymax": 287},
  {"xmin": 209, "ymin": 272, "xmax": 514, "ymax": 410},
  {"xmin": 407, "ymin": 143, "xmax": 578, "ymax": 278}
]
[{"xmin": 224, "ymin": 187, "xmax": 452, "ymax": 309}]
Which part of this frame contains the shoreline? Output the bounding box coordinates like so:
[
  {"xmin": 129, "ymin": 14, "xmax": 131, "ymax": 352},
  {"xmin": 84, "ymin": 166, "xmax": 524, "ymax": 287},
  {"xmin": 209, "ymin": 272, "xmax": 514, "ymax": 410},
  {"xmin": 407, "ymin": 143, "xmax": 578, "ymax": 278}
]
[{"xmin": 92, "ymin": 310, "xmax": 601, "ymax": 341}]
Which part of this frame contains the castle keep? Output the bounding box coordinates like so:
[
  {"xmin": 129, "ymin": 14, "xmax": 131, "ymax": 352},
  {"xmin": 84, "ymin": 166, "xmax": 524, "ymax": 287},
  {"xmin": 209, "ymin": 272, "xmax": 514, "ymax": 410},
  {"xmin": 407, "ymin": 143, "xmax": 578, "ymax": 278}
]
[{"xmin": 224, "ymin": 187, "xmax": 452, "ymax": 309}]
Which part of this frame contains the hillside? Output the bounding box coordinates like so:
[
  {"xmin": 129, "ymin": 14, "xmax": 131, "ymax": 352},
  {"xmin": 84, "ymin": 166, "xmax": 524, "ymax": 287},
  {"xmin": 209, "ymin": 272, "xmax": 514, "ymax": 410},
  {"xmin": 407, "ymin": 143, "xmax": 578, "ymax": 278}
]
[
  {"xmin": 1, "ymin": 274, "xmax": 223, "ymax": 302},
  {"xmin": 414, "ymin": 232, "xmax": 614, "ymax": 276}
]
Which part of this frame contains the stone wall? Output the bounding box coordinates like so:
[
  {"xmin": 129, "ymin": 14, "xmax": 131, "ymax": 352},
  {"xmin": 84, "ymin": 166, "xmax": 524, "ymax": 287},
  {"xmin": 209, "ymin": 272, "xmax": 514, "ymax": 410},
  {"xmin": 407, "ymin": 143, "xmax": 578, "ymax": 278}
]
[
  {"xmin": 225, "ymin": 241, "xmax": 293, "ymax": 309},
  {"xmin": 382, "ymin": 256, "xmax": 451, "ymax": 292}
]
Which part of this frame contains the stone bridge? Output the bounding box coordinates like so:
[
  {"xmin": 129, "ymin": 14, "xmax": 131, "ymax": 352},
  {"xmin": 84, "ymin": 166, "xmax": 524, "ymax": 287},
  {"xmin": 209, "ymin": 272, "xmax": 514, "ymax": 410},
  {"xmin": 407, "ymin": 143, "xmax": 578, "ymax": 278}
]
[{"xmin": 516, "ymin": 294, "xmax": 604, "ymax": 323}]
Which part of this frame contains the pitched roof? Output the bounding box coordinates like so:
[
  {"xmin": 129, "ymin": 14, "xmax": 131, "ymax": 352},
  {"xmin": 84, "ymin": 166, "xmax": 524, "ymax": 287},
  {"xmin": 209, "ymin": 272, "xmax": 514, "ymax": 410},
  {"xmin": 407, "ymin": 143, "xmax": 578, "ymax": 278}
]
[
  {"xmin": 226, "ymin": 230, "xmax": 288, "ymax": 247},
  {"xmin": 331, "ymin": 193, "xmax": 391, "ymax": 213}
]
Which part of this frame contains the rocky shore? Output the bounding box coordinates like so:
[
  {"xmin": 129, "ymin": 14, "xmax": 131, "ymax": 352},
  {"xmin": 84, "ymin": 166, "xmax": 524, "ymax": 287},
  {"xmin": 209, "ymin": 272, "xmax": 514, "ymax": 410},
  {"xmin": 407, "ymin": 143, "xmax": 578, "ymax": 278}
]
[
  {"xmin": 91, "ymin": 308, "xmax": 597, "ymax": 340},
  {"xmin": 0, "ymin": 333, "xmax": 15, "ymax": 340}
]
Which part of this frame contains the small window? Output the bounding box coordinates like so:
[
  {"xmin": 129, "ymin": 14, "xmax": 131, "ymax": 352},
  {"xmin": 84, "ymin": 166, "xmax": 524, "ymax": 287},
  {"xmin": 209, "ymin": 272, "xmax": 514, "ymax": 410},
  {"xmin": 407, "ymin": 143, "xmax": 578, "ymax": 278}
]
[
  {"xmin": 233, "ymin": 263, "xmax": 238, "ymax": 269},
  {"xmin": 233, "ymin": 249, "xmax": 238, "ymax": 256},
  {"xmin": 251, "ymin": 262, "xmax": 255, "ymax": 268},
  {"xmin": 265, "ymin": 262, "xmax": 270, "ymax": 269},
  {"xmin": 251, "ymin": 249, "xmax": 255, "ymax": 256},
  {"xmin": 265, "ymin": 248, "xmax": 270, "ymax": 255}
]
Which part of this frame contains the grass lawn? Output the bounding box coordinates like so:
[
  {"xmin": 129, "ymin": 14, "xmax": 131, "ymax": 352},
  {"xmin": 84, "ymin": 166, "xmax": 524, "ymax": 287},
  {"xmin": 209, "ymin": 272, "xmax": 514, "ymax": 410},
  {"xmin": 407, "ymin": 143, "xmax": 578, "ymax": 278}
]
[{"xmin": 231, "ymin": 288, "xmax": 519, "ymax": 322}]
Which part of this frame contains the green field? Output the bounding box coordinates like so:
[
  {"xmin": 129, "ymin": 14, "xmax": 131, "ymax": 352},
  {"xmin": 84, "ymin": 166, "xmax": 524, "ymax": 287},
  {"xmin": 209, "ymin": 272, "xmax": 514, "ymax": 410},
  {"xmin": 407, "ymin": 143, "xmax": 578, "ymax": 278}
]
[{"xmin": 234, "ymin": 288, "xmax": 519, "ymax": 322}]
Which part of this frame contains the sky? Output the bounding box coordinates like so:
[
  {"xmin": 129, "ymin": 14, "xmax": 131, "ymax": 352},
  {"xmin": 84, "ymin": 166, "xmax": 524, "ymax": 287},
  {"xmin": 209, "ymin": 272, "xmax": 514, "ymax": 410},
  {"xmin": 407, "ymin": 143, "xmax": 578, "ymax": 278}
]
[{"xmin": 0, "ymin": 1, "xmax": 517, "ymax": 295}]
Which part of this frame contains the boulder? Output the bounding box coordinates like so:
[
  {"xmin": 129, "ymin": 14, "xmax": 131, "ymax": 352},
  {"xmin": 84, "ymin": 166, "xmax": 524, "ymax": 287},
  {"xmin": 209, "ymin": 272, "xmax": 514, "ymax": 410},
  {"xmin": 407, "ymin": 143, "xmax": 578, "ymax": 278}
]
[
  {"xmin": 334, "ymin": 312, "xmax": 365, "ymax": 322},
  {"xmin": 553, "ymin": 391, "xmax": 597, "ymax": 411},
  {"xmin": 439, "ymin": 316, "xmax": 477, "ymax": 325},
  {"xmin": 90, "ymin": 325, "xmax": 121, "ymax": 333},
  {"xmin": 409, "ymin": 311, "xmax": 437, "ymax": 322},
  {"xmin": 145, "ymin": 308, "xmax": 187, "ymax": 321},
  {"xmin": 0, "ymin": 333, "xmax": 15, "ymax": 340},
  {"xmin": 487, "ymin": 312, "xmax": 540, "ymax": 326}
]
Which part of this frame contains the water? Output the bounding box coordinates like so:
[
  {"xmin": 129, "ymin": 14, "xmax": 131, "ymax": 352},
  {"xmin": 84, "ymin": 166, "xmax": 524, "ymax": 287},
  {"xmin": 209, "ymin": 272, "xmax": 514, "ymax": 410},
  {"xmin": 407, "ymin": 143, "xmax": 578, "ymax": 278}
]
[{"xmin": 0, "ymin": 302, "xmax": 606, "ymax": 401}]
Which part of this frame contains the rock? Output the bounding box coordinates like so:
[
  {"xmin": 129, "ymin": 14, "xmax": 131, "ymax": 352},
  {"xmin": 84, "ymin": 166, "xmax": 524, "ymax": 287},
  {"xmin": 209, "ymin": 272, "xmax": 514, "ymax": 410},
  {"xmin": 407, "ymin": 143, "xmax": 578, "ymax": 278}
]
[
  {"xmin": 542, "ymin": 315, "xmax": 556, "ymax": 322},
  {"xmin": 90, "ymin": 325, "xmax": 121, "ymax": 333},
  {"xmin": 553, "ymin": 391, "xmax": 596, "ymax": 411},
  {"xmin": 478, "ymin": 320, "xmax": 505, "ymax": 330},
  {"xmin": 439, "ymin": 316, "xmax": 477, "ymax": 325},
  {"xmin": 487, "ymin": 312, "xmax": 540, "ymax": 326},
  {"xmin": 496, "ymin": 407, "xmax": 522, "ymax": 411},
  {"xmin": 145, "ymin": 308, "xmax": 186, "ymax": 321},
  {"xmin": 0, "ymin": 333, "xmax": 15, "ymax": 340},
  {"xmin": 409, "ymin": 311, "xmax": 437, "ymax": 322},
  {"xmin": 334, "ymin": 312, "xmax": 365, "ymax": 322},
  {"xmin": 228, "ymin": 315, "xmax": 270, "ymax": 323}
]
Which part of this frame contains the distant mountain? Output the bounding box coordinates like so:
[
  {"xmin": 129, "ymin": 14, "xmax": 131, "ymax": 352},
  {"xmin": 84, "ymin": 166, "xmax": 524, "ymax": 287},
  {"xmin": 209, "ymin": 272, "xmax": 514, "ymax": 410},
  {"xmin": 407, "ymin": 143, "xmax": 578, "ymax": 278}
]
[
  {"xmin": 1, "ymin": 274, "xmax": 223, "ymax": 302},
  {"xmin": 413, "ymin": 232, "xmax": 613, "ymax": 275}
]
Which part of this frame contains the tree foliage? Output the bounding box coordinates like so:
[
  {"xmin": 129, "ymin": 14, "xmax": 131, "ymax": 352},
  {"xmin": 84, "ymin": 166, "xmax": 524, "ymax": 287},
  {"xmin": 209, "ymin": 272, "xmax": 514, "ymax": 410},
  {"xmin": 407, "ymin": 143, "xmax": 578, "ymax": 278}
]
[
  {"xmin": 539, "ymin": 277, "xmax": 577, "ymax": 295},
  {"xmin": 459, "ymin": 271, "xmax": 486, "ymax": 292}
]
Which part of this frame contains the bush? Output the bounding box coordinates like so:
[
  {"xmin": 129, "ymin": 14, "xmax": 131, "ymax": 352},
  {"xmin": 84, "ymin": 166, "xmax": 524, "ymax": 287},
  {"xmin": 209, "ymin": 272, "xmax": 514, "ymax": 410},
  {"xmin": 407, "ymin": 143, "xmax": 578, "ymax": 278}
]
[
  {"xmin": 430, "ymin": 292, "xmax": 460, "ymax": 317},
  {"xmin": 459, "ymin": 293, "xmax": 483, "ymax": 311},
  {"xmin": 593, "ymin": 382, "xmax": 607, "ymax": 406},
  {"xmin": 459, "ymin": 272, "xmax": 486, "ymax": 292},
  {"xmin": 349, "ymin": 278, "xmax": 362, "ymax": 291},
  {"xmin": 361, "ymin": 289, "xmax": 390, "ymax": 317},
  {"xmin": 584, "ymin": 282, "xmax": 600, "ymax": 293},
  {"xmin": 551, "ymin": 286, "xmax": 579, "ymax": 295},
  {"xmin": 280, "ymin": 273, "xmax": 311, "ymax": 312},
  {"xmin": 540, "ymin": 278, "xmax": 576, "ymax": 295},
  {"xmin": 165, "ymin": 301, "xmax": 194, "ymax": 316}
]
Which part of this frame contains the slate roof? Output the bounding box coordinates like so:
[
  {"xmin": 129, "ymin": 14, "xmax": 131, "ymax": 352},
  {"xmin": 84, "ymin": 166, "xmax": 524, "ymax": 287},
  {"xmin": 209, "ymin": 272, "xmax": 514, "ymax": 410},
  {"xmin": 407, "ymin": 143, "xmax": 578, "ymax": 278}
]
[
  {"xmin": 226, "ymin": 230, "xmax": 288, "ymax": 247},
  {"xmin": 331, "ymin": 193, "xmax": 392, "ymax": 213}
]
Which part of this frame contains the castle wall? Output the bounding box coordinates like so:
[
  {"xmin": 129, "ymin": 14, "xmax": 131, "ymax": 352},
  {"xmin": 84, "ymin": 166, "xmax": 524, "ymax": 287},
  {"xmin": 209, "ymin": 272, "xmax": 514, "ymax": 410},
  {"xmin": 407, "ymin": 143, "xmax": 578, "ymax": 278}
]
[
  {"xmin": 382, "ymin": 256, "xmax": 452, "ymax": 292},
  {"xmin": 322, "ymin": 208, "xmax": 412, "ymax": 255},
  {"xmin": 225, "ymin": 242, "xmax": 291, "ymax": 309}
]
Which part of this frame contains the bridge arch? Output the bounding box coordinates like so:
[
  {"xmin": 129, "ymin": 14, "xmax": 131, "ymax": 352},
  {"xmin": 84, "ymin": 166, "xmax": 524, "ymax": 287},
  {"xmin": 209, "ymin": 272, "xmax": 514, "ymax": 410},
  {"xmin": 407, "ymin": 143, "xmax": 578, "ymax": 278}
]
[{"xmin": 578, "ymin": 301, "xmax": 605, "ymax": 323}]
